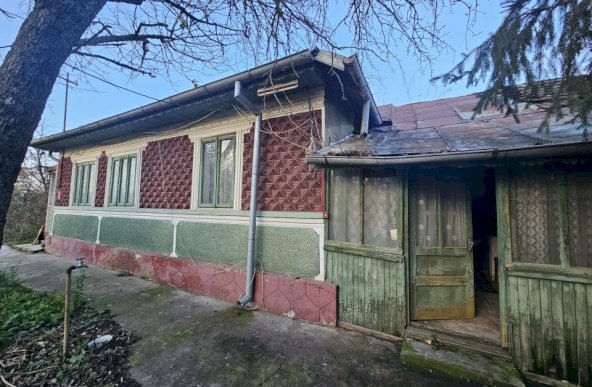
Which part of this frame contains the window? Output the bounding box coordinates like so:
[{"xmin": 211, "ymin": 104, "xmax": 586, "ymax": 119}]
[
  {"xmin": 72, "ymin": 162, "xmax": 94, "ymax": 206},
  {"xmin": 109, "ymin": 154, "xmax": 137, "ymax": 206},
  {"xmin": 509, "ymin": 168, "xmax": 592, "ymax": 268},
  {"xmin": 329, "ymin": 168, "xmax": 401, "ymax": 250},
  {"xmin": 200, "ymin": 136, "xmax": 235, "ymax": 207}
]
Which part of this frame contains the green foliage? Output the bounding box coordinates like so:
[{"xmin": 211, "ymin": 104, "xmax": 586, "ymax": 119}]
[
  {"xmin": 0, "ymin": 269, "xmax": 64, "ymax": 349},
  {"xmin": 435, "ymin": 0, "xmax": 592, "ymax": 138},
  {"xmin": 3, "ymin": 185, "xmax": 47, "ymax": 244}
]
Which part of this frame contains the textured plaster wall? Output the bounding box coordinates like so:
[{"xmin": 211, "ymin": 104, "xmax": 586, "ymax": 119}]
[
  {"xmin": 100, "ymin": 217, "xmax": 174, "ymax": 256},
  {"xmin": 241, "ymin": 111, "xmax": 324, "ymax": 212},
  {"xmin": 94, "ymin": 152, "xmax": 108, "ymax": 207},
  {"xmin": 176, "ymin": 222, "xmax": 319, "ymax": 278},
  {"xmin": 50, "ymin": 214, "xmax": 320, "ymax": 278},
  {"xmin": 52, "ymin": 214, "xmax": 98, "ymax": 242},
  {"xmin": 140, "ymin": 135, "xmax": 193, "ymax": 209},
  {"xmin": 55, "ymin": 157, "xmax": 72, "ymax": 206}
]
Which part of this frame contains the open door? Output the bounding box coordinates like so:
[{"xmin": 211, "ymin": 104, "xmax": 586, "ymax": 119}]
[{"xmin": 410, "ymin": 171, "xmax": 474, "ymax": 320}]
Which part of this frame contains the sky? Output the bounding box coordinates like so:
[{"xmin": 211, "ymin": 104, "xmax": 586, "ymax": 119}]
[{"xmin": 1, "ymin": 1, "xmax": 505, "ymax": 138}]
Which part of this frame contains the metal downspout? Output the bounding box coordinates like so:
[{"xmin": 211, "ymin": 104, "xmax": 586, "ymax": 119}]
[{"xmin": 234, "ymin": 81, "xmax": 262, "ymax": 307}]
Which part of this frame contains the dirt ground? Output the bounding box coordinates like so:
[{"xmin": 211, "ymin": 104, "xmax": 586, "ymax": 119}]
[{"xmin": 0, "ymin": 246, "xmax": 478, "ymax": 386}]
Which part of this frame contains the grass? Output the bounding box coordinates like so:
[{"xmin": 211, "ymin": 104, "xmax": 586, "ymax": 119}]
[
  {"xmin": 0, "ymin": 269, "xmax": 65, "ymax": 349},
  {"xmin": 0, "ymin": 268, "xmax": 138, "ymax": 386}
]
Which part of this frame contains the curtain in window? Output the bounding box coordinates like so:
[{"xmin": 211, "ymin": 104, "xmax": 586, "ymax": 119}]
[
  {"xmin": 218, "ymin": 138, "xmax": 235, "ymax": 205},
  {"xmin": 509, "ymin": 171, "xmax": 561, "ymax": 264},
  {"xmin": 329, "ymin": 169, "xmax": 361, "ymax": 243},
  {"xmin": 567, "ymin": 174, "xmax": 592, "ymax": 268},
  {"xmin": 415, "ymin": 175, "xmax": 438, "ymax": 247},
  {"xmin": 201, "ymin": 141, "xmax": 216, "ymax": 205},
  {"xmin": 363, "ymin": 169, "xmax": 399, "ymax": 248}
]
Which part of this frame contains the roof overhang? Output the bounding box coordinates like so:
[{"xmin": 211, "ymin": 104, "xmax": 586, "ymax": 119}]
[
  {"xmin": 307, "ymin": 141, "xmax": 592, "ymax": 167},
  {"xmin": 32, "ymin": 49, "xmax": 378, "ymax": 152}
]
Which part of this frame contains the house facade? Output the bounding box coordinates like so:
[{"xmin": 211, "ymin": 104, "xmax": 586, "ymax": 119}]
[
  {"xmin": 308, "ymin": 95, "xmax": 592, "ymax": 384},
  {"xmin": 34, "ymin": 50, "xmax": 592, "ymax": 384},
  {"xmin": 36, "ymin": 49, "xmax": 379, "ymax": 326}
]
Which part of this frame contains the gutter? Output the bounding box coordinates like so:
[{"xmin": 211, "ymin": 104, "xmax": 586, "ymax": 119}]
[
  {"xmin": 306, "ymin": 142, "xmax": 592, "ymax": 167},
  {"xmin": 344, "ymin": 55, "xmax": 382, "ymax": 127},
  {"xmin": 233, "ymin": 81, "xmax": 262, "ymax": 308},
  {"xmin": 32, "ymin": 49, "xmax": 318, "ymax": 148}
]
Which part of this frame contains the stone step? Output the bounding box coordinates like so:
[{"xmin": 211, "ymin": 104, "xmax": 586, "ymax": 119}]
[
  {"xmin": 405, "ymin": 325, "xmax": 512, "ymax": 361},
  {"xmin": 13, "ymin": 244, "xmax": 45, "ymax": 254},
  {"xmin": 401, "ymin": 337, "xmax": 524, "ymax": 387}
]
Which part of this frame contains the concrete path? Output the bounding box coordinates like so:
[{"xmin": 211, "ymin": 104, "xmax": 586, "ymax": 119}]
[{"xmin": 0, "ymin": 247, "xmax": 476, "ymax": 386}]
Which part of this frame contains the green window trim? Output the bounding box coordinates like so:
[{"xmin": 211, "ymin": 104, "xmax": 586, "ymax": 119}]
[
  {"xmin": 109, "ymin": 154, "xmax": 137, "ymax": 207},
  {"xmin": 72, "ymin": 162, "xmax": 94, "ymax": 206},
  {"xmin": 199, "ymin": 135, "xmax": 236, "ymax": 208}
]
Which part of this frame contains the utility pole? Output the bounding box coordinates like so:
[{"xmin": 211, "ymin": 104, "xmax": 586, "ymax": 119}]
[{"xmin": 60, "ymin": 73, "xmax": 78, "ymax": 132}]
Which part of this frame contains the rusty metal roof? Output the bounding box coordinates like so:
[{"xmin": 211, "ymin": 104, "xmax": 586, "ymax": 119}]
[{"xmin": 313, "ymin": 93, "xmax": 591, "ymax": 164}]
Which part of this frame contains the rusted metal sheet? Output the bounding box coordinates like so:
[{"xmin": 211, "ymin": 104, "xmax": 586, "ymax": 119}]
[{"xmin": 319, "ymin": 93, "xmax": 589, "ymax": 159}]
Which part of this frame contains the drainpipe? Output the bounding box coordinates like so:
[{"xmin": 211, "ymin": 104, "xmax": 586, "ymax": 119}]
[{"xmin": 234, "ymin": 81, "xmax": 262, "ymax": 307}]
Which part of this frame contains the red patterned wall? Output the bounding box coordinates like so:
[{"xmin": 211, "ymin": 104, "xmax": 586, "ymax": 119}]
[
  {"xmin": 94, "ymin": 152, "xmax": 108, "ymax": 207},
  {"xmin": 241, "ymin": 110, "xmax": 323, "ymax": 212},
  {"xmin": 47, "ymin": 235, "xmax": 337, "ymax": 326},
  {"xmin": 55, "ymin": 157, "xmax": 72, "ymax": 206},
  {"xmin": 140, "ymin": 135, "xmax": 194, "ymax": 209}
]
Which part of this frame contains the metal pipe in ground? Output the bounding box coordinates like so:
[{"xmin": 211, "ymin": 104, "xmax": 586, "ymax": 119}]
[{"xmin": 63, "ymin": 258, "xmax": 86, "ymax": 359}]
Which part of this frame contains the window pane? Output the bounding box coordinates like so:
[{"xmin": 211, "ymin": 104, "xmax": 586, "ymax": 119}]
[
  {"xmin": 73, "ymin": 165, "xmax": 81, "ymax": 204},
  {"xmin": 567, "ymin": 174, "xmax": 592, "ymax": 268},
  {"xmin": 127, "ymin": 157, "xmax": 137, "ymax": 206},
  {"xmin": 441, "ymin": 179, "xmax": 466, "ymax": 247},
  {"xmin": 119, "ymin": 157, "xmax": 129, "ymax": 205},
  {"xmin": 363, "ymin": 169, "xmax": 399, "ymax": 248},
  {"xmin": 82, "ymin": 164, "xmax": 91, "ymax": 205},
  {"xmin": 415, "ymin": 175, "xmax": 438, "ymax": 247},
  {"xmin": 201, "ymin": 141, "xmax": 216, "ymax": 205},
  {"xmin": 509, "ymin": 170, "xmax": 560, "ymax": 264},
  {"xmin": 329, "ymin": 169, "xmax": 361, "ymax": 243},
  {"xmin": 217, "ymin": 138, "xmax": 235, "ymax": 206},
  {"xmin": 110, "ymin": 159, "xmax": 120, "ymax": 205}
]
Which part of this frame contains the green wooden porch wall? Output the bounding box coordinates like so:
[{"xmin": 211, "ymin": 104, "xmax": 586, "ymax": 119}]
[
  {"xmin": 506, "ymin": 270, "xmax": 592, "ymax": 384},
  {"xmin": 498, "ymin": 167, "xmax": 592, "ymax": 385},
  {"xmin": 326, "ymin": 243, "xmax": 406, "ymax": 336}
]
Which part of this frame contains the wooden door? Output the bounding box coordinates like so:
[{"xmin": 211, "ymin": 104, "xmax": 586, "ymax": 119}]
[{"xmin": 410, "ymin": 171, "xmax": 474, "ymax": 320}]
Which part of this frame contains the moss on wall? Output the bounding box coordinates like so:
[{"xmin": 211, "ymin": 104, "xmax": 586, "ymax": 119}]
[{"xmin": 52, "ymin": 214, "xmax": 98, "ymax": 242}]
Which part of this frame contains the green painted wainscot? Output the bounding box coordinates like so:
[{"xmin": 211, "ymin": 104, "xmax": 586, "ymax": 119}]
[
  {"xmin": 326, "ymin": 241, "xmax": 406, "ymax": 336},
  {"xmin": 51, "ymin": 213, "xmax": 320, "ymax": 279},
  {"xmin": 505, "ymin": 265, "xmax": 592, "ymax": 384}
]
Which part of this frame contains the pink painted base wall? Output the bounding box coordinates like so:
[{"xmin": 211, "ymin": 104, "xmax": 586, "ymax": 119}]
[{"xmin": 46, "ymin": 236, "xmax": 337, "ymax": 326}]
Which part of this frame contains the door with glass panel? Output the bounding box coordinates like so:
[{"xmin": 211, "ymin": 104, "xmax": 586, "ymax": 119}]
[{"xmin": 410, "ymin": 170, "xmax": 474, "ymax": 320}]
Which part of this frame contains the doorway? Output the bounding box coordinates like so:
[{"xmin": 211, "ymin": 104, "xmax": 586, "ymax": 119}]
[{"xmin": 410, "ymin": 168, "xmax": 500, "ymax": 344}]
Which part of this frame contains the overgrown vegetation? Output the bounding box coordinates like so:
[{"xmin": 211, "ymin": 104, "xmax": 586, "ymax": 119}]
[
  {"xmin": 0, "ymin": 269, "xmax": 138, "ymax": 386},
  {"xmin": 3, "ymin": 148, "xmax": 51, "ymax": 245}
]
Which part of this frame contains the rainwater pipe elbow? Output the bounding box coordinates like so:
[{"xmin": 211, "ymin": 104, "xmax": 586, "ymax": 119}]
[{"xmin": 234, "ymin": 81, "xmax": 261, "ymax": 308}]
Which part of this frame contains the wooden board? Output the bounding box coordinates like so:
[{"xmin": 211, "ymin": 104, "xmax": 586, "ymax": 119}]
[{"xmin": 325, "ymin": 242, "xmax": 405, "ymax": 336}]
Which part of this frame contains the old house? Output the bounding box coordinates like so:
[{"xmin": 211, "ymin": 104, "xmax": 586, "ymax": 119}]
[
  {"xmin": 33, "ymin": 50, "xmax": 592, "ymax": 384},
  {"xmin": 309, "ymin": 94, "xmax": 592, "ymax": 384}
]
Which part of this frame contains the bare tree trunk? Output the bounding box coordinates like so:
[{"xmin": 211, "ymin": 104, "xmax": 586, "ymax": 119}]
[{"xmin": 0, "ymin": 0, "xmax": 107, "ymax": 246}]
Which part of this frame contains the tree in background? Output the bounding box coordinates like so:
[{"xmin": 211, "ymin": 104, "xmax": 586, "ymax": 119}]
[
  {"xmin": 0, "ymin": 0, "xmax": 476, "ymax": 246},
  {"xmin": 435, "ymin": 0, "xmax": 592, "ymax": 138},
  {"xmin": 3, "ymin": 147, "xmax": 53, "ymax": 244}
]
